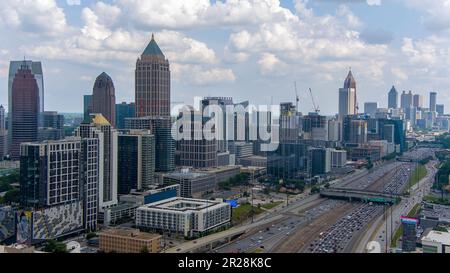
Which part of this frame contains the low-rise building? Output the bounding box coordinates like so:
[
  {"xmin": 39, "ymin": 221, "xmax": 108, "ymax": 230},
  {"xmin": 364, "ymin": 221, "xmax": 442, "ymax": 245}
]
[
  {"xmin": 164, "ymin": 169, "xmax": 216, "ymax": 198},
  {"xmin": 136, "ymin": 197, "xmax": 231, "ymax": 238},
  {"xmin": 102, "ymin": 202, "xmax": 139, "ymax": 226},
  {"xmin": 119, "ymin": 184, "xmax": 180, "ymax": 205},
  {"xmin": 349, "ymin": 146, "xmax": 381, "ymax": 162},
  {"xmin": 237, "ymin": 155, "xmax": 268, "ymax": 168},
  {"xmin": 196, "ymin": 165, "xmax": 241, "ymax": 185},
  {"xmin": 99, "ymin": 228, "xmax": 161, "ymax": 253},
  {"xmin": 421, "ymin": 230, "xmax": 450, "ymax": 253}
]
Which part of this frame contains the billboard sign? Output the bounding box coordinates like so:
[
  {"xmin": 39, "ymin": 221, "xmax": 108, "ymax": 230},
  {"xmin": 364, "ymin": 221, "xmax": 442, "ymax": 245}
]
[{"xmin": 401, "ymin": 216, "xmax": 418, "ymax": 225}]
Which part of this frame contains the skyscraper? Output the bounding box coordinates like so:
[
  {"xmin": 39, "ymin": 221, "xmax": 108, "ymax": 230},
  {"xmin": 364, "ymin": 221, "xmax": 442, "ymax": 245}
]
[
  {"xmin": 19, "ymin": 137, "xmax": 99, "ymax": 231},
  {"xmin": 8, "ymin": 60, "xmax": 44, "ymax": 130},
  {"xmin": 338, "ymin": 70, "xmax": 357, "ymax": 120},
  {"xmin": 135, "ymin": 34, "xmax": 170, "ymax": 118},
  {"xmin": 430, "ymin": 92, "xmax": 437, "ymax": 112},
  {"xmin": 10, "ymin": 63, "xmax": 39, "ymax": 160},
  {"xmin": 125, "ymin": 117, "xmax": 175, "ymax": 172},
  {"xmin": 413, "ymin": 94, "xmax": 423, "ymax": 109},
  {"xmin": 400, "ymin": 91, "xmax": 413, "ymax": 110},
  {"xmin": 0, "ymin": 105, "xmax": 6, "ymax": 159},
  {"xmin": 364, "ymin": 102, "xmax": 378, "ymax": 117},
  {"xmin": 92, "ymin": 72, "xmax": 116, "ymax": 127},
  {"xmin": 388, "ymin": 86, "xmax": 398, "ymax": 109},
  {"xmin": 436, "ymin": 104, "xmax": 445, "ymax": 116},
  {"xmin": 38, "ymin": 111, "xmax": 65, "ymax": 141},
  {"xmin": 20, "ymin": 138, "xmax": 82, "ymax": 208},
  {"xmin": 116, "ymin": 102, "xmax": 136, "ymax": 130},
  {"xmin": 178, "ymin": 110, "xmax": 218, "ymax": 169},
  {"xmin": 83, "ymin": 95, "xmax": 93, "ymax": 122},
  {"xmin": 118, "ymin": 130, "xmax": 155, "ymax": 194},
  {"xmin": 76, "ymin": 114, "xmax": 118, "ymax": 210}
]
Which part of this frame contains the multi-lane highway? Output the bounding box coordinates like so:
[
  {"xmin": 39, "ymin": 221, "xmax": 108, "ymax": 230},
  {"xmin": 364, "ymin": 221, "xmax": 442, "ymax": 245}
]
[
  {"xmin": 169, "ymin": 148, "xmax": 435, "ymax": 253},
  {"xmin": 353, "ymin": 161, "xmax": 437, "ymax": 253}
]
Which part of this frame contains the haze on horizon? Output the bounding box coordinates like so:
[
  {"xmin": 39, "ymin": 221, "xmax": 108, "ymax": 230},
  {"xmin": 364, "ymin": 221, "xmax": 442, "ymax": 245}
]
[{"xmin": 1, "ymin": 0, "xmax": 449, "ymax": 115}]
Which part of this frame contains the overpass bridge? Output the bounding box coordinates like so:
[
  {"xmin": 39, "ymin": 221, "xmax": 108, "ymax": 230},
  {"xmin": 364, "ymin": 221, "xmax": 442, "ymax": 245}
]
[{"xmin": 320, "ymin": 187, "xmax": 401, "ymax": 204}]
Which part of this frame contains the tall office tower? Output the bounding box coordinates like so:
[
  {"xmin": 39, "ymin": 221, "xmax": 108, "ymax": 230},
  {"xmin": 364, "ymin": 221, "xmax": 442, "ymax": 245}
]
[
  {"xmin": 83, "ymin": 95, "xmax": 93, "ymax": 122},
  {"xmin": 8, "ymin": 60, "xmax": 44, "ymax": 132},
  {"xmin": 400, "ymin": 91, "xmax": 413, "ymax": 110},
  {"xmin": 201, "ymin": 97, "xmax": 234, "ymax": 153},
  {"xmin": 343, "ymin": 117, "xmax": 367, "ymax": 145},
  {"xmin": 9, "ymin": 63, "xmax": 39, "ymax": 160},
  {"xmin": 413, "ymin": 94, "xmax": 423, "ymax": 108},
  {"xmin": 364, "ymin": 102, "xmax": 378, "ymax": 117},
  {"xmin": 338, "ymin": 70, "xmax": 357, "ymax": 120},
  {"xmin": 430, "ymin": 92, "xmax": 437, "ymax": 112},
  {"xmin": 92, "ymin": 72, "xmax": 116, "ymax": 127},
  {"xmin": 116, "ymin": 102, "xmax": 136, "ymax": 129},
  {"xmin": 328, "ymin": 119, "xmax": 341, "ymax": 142},
  {"xmin": 379, "ymin": 119, "xmax": 406, "ymax": 152},
  {"xmin": 436, "ymin": 104, "xmax": 445, "ymax": 116},
  {"xmin": 76, "ymin": 114, "xmax": 118, "ymax": 210},
  {"xmin": 39, "ymin": 111, "xmax": 65, "ymax": 141},
  {"xmin": 382, "ymin": 124, "xmax": 395, "ymax": 143},
  {"xmin": 136, "ymin": 34, "xmax": 170, "ymax": 118},
  {"xmin": 307, "ymin": 147, "xmax": 331, "ymax": 176},
  {"xmin": 178, "ymin": 110, "xmax": 218, "ymax": 169},
  {"xmin": 302, "ymin": 113, "xmax": 328, "ymax": 141},
  {"xmin": 125, "ymin": 117, "xmax": 175, "ymax": 172},
  {"xmin": 388, "ymin": 86, "xmax": 398, "ymax": 109},
  {"xmin": 279, "ymin": 102, "xmax": 301, "ymax": 142},
  {"xmin": 0, "ymin": 105, "xmax": 6, "ymax": 159},
  {"xmin": 118, "ymin": 130, "xmax": 155, "ymax": 194},
  {"xmin": 20, "ymin": 138, "xmax": 82, "ymax": 208}
]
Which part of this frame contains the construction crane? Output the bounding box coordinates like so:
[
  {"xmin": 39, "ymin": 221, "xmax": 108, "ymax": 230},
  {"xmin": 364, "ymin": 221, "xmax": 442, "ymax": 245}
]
[{"xmin": 308, "ymin": 88, "xmax": 320, "ymax": 114}]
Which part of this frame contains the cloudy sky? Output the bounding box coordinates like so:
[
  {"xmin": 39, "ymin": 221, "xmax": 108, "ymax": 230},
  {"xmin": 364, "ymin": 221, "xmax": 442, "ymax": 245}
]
[{"xmin": 1, "ymin": 0, "xmax": 450, "ymax": 115}]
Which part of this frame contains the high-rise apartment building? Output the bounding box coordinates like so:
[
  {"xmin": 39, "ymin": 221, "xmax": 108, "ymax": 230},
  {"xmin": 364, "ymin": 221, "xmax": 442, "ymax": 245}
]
[
  {"xmin": 10, "ymin": 63, "xmax": 39, "ymax": 160},
  {"xmin": 19, "ymin": 137, "xmax": 99, "ymax": 231},
  {"xmin": 92, "ymin": 72, "xmax": 116, "ymax": 127},
  {"xmin": 125, "ymin": 117, "xmax": 175, "ymax": 172},
  {"xmin": 118, "ymin": 130, "xmax": 155, "ymax": 194},
  {"xmin": 20, "ymin": 138, "xmax": 82, "ymax": 208},
  {"xmin": 135, "ymin": 34, "xmax": 170, "ymax": 118},
  {"xmin": 76, "ymin": 114, "xmax": 118, "ymax": 210}
]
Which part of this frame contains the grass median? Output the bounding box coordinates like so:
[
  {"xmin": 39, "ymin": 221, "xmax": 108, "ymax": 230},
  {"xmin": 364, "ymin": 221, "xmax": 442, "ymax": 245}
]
[{"xmin": 390, "ymin": 203, "xmax": 421, "ymax": 248}]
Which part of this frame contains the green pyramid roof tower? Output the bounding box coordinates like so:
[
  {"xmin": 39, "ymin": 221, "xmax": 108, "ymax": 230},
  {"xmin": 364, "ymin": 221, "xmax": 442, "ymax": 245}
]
[{"xmin": 142, "ymin": 33, "xmax": 165, "ymax": 58}]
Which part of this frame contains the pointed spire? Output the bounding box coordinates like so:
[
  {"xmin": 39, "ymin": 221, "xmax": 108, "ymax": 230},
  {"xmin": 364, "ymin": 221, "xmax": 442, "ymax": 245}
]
[
  {"xmin": 142, "ymin": 33, "xmax": 165, "ymax": 58},
  {"xmin": 344, "ymin": 69, "xmax": 356, "ymax": 89}
]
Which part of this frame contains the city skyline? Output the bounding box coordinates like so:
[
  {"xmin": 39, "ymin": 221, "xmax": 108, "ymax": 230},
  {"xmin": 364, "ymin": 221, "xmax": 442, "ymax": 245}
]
[
  {"xmin": 2, "ymin": 0, "xmax": 450, "ymax": 257},
  {"xmin": 1, "ymin": 1, "xmax": 450, "ymax": 115}
]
